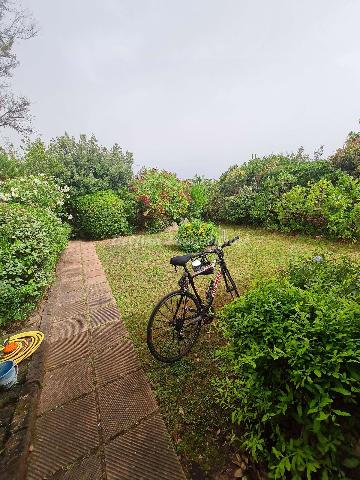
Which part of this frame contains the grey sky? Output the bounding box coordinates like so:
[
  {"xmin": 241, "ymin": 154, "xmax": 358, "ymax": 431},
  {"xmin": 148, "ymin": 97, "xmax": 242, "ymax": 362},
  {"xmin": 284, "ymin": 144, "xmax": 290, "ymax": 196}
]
[{"xmin": 9, "ymin": 0, "xmax": 360, "ymax": 178}]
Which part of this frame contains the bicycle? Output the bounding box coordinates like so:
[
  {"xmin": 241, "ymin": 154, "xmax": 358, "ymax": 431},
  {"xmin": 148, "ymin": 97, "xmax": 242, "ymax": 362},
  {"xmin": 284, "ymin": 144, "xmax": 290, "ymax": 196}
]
[{"xmin": 147, "ymin": 236, "xmax": 239, "ymax": 363}]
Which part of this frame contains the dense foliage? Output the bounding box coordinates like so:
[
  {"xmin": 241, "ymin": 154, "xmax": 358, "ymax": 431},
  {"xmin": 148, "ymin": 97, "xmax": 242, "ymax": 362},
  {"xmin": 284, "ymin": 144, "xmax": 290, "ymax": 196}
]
[
  {"xmin": 216, "ymin": 256, "xmax": 360, "ymax": 479},
  {"xmin": 276, "ymin": 175, "xmax": 360, "ymax": 239},
  {"xmin": 0, "ymin": 203, "xmax": 70, "ymax": 325},
  {"xmin": 187, "ymin": 175, "xmax": 212, "ymax": 220},
  {"xmin": 72, "ymin": 190, "xmax": 132, "ymax": 240},
  {"xmin": 23, "ymin": 134, "xmax": 133, "ymax": 198},
  {"xmin": 0, "ymin": 175, "xmax": 67, "ymax": 216},
  {"xmin": 205, "ymin": 144, "xmax": 360, "ymax": 239},
  {"xmin": 330, "ymin": 131, "xmax": 360, "ymax": 178},
  {"xmin": 131, "ymin": 168, "xmax": 190, "ymax": 232},
  {"xmin": 0, "ymin": 148, "xmax": 23, "ymax": 180},
  {"xmin": 176, "ymin": 219, "xmax": 219, "ymax": 253},
  {"xmin": 206, "ymin": 153, "xmax": 335, "ymax": 223}
]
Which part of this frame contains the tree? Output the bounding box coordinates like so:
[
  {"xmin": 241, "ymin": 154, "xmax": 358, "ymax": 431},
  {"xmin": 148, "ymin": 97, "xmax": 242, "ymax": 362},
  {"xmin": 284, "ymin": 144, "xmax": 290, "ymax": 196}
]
[
  {"xmin": 23, "ymin": 133, "xmax": 134, "ymax": 198},
  {"xmin": 330, "ymin": 131, "xmax": 360, "ymax": 178},
  {"xmin": 0, "ymin": 0, "xmax": 36, "ymax": 134}
]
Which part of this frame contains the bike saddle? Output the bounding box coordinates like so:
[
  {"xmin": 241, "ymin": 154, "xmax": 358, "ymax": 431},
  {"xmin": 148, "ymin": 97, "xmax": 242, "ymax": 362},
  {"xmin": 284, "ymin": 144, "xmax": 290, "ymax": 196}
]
[{"xmin": 170, "ymin": 254, "xmax": 192, "ymax": 267}]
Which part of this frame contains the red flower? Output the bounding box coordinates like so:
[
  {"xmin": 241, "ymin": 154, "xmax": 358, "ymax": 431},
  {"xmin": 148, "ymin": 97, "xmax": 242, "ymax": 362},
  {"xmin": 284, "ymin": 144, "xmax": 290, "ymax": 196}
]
[{"xmin": 139, "ymin": 195, "xmax": 150, "ymax": 206}]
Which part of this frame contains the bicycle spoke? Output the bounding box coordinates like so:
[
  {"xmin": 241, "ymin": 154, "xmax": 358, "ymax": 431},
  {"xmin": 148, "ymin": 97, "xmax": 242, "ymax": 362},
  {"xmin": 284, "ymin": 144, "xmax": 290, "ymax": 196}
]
[{"xmin": 148, "ymin": 292, "xmax": 201, "ymax": 362}]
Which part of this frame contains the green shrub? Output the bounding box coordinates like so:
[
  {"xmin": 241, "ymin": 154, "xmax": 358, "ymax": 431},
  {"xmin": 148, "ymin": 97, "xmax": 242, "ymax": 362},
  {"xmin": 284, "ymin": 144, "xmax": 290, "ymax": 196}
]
[
  {"xmin": 275, "ymin": 175, "xmax": 360, "ymax": 239},
  {"xmin": 176, "ymin": 219, "xmax": 219, "ymax": 253},
  {"xmin": 216, "ymin": 257, "xmax": 360, "ymax": 479},
  {"xmin": 207, "ymin": 153, "xmax": 339, "ymax": 228},
  {"xmin": 0, "ymin": 203, "xmax": 70, "ymax": 325},
  {"xmin": 330, "ymin": 131, "xmax": 360, "ymax": 178},
  {"xmin": 223, "ymin": 186, "xmax": 257, "ymax": 224},
  {"xmin": 0, "ymin": 147, "xmax": 23, "ymax": 180},
  {"xmin": 23, "ymin": 134, "xmax": 133, "ymax": 198},
  {"xmin": 0, "ymin": 175, "xmax": 67, "ymax": 216},
  {"xmin": 73, "ymin": 190, "xmax": 132, "ymax": 240},
  {"xmin": 286, "ymin": 256, "xmax": 360, "ymax": 303},
  {"xmin": 188, "ymin": 175, "xmax": 212, "ymax": 220},
  {"xmin": 131, "ymin": 168, "xmax": 190, "ymax": 232},
  {"xmin": 116, "ymin": 187, "xmax": 138, "ymax": 228}
]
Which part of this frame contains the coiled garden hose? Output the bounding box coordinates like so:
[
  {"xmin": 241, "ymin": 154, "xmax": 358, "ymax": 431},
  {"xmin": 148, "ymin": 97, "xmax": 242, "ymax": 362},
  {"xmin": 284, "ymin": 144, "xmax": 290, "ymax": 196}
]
[{"xmin": 0, "ymin": 331, "xmax": 44, "ymax": 364}]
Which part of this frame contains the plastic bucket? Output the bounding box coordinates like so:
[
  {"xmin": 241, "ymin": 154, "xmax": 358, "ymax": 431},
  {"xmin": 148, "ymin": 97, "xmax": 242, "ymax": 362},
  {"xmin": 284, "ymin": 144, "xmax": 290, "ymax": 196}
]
[{"xmin": 0, "ymin": 360, "xmax": 18, "ymax": 389}]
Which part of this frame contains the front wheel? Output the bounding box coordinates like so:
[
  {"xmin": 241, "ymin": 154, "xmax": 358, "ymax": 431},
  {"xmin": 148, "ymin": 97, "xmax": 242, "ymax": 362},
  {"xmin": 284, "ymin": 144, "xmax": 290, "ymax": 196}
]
[{"xmin": 147, "ymin": 290, "xmax": 202, "ymax": 363}]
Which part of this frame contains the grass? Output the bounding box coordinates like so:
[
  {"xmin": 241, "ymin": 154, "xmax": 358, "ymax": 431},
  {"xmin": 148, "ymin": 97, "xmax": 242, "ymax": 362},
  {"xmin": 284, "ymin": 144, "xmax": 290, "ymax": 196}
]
[{"xmin": 96, "ymin": 225, "xmax": 360, "ymax": 478}]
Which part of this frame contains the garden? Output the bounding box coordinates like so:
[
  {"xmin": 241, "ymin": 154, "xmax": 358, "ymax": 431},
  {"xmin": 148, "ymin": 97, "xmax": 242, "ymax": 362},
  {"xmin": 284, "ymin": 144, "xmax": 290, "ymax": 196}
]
[{"xmin": 1, "ymin": 130, "xmax": 360, "ymax": 479}]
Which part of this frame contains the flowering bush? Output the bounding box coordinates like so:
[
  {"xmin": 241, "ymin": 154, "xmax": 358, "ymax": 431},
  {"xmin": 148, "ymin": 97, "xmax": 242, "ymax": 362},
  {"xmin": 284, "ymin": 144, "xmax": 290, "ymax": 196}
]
[
  {"xmin": 0, "ymin": 175, "xmax": 67, "ymax": 216},
  {"xmin": 131, "ymin": 168, "xmax": 190, "ymax": 232},
  {"xmin": 176, "ymin": 219, "xmax": 219, "ymax": 253},
  {"xmin": 72, "ymin": 190, "xmax": 133, "ymax": 239},
  {"xmin": 0, "ymin": 203, "xmax": 70, "ymax": 325}
]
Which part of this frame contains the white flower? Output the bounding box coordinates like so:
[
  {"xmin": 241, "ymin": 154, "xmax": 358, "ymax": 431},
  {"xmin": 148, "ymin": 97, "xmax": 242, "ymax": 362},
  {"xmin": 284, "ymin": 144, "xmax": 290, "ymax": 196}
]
[
  {"xmin": 67, "ymin": 214, "xmax": 73, "ymax": 220},
  {"xmin": 0, "ymin": 193, "xmax": 9, "ymax": 202}
]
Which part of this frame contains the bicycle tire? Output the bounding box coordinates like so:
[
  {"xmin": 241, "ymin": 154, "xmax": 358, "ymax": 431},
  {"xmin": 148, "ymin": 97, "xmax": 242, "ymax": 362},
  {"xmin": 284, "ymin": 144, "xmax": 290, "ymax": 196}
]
[{"xmin": 147, "ymin": 290, "xmax": 202, "ymax": 363}]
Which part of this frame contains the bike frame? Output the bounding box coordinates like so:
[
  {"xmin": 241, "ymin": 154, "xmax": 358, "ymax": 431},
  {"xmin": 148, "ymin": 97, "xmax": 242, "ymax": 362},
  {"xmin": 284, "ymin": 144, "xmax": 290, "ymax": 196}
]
[{"xmin": 179, "ymin": 248, "xmax": 239, "ymax": 315}]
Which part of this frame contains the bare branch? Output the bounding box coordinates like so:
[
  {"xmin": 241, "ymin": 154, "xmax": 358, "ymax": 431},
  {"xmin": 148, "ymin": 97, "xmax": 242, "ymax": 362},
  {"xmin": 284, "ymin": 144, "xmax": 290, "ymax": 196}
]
[
  {"xmin": 0, "ymin": 92, "xmax": 32, "ymax": 134},
  {"xmin": 0, "ymin": 1, "xmax": 37, "ymax": 134}
]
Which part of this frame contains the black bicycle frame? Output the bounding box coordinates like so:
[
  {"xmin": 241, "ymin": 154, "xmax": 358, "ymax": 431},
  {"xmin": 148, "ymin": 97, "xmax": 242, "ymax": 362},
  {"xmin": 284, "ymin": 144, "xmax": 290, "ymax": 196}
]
[{"xmin": 180, "ymin": 249, "xmax": 239, "ymax": 314}]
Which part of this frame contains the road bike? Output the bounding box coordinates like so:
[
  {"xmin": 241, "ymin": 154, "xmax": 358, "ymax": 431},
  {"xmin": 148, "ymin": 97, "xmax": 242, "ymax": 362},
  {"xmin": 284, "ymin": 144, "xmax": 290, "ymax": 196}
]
[{"xmin": 147, "ymin": 236, "xmax": 239, "ymax": 363}]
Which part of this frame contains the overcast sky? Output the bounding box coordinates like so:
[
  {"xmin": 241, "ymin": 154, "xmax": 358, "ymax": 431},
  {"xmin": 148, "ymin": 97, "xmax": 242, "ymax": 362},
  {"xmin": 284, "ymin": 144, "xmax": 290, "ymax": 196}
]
[{"xmin": 8, "ymin": 0, "xmax": 360, "ymax": 178}]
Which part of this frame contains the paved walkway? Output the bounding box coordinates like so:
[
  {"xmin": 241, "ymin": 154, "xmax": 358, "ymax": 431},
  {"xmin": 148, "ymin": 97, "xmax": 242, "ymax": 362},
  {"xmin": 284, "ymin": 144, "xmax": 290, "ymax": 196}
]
[{"xmin": 26, "ymin": 241, "xmax": 186, "ymax": 480}]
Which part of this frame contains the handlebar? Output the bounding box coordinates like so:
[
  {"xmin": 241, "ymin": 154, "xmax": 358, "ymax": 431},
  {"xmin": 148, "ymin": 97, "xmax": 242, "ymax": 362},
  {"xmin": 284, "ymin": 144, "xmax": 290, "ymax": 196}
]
[
  {"xmin": 220, "ymin": 236, "xmax": 239, "ymax": 249},
  {"xmin": 173, "ymin": 236, "xmax": 239, "ymax": 268},
  {"xmin": 196, "ymin": 236, "xmax": 239, "ymax": 256}
]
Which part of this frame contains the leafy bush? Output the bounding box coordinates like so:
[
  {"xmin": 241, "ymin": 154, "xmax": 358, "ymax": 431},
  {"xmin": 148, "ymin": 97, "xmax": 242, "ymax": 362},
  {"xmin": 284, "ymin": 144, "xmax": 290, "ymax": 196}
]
[
  {"xmin": 176, "ymin": 219, "xmax": 219, "ymax": 253},
  {"xmin": 131, "ymin": 168, "xmax": 190, "ymax": 232},
  {"xmin": 116, "ymin": 186, "xmax": 138, "ymax": 228},
  {"xmin": 23, "ymin": 134, "xmax": 133, "ymax": 198},
  {"xmin": 0, "ymin": 203, "xmax": 70, "ymax": 325},
  {"xmin": 0, "ymin": 147, "xmax": 23, "ymax": 180},
  {"xmin": 207, "ymin": 152, "xmax": 339, "ymax": 228},
  {"xmin": 222, "ymin": 186, "xmax": 257, "ymax": 224},
  {"xmin": 330, "ymin": 131, "xmax": 360, "ymax": 178},
  {"xmin": 0, "ymin": 175, "xmax": 67, "ymax": 216},
  {"xmin": 275, "ymin": 174, "xmax": 360, "ymax": 239},
  {"xmin": 216, "ymin": 256, "xmax": 360, "ymax": 479},
  {"xmin": 188, "ymin": 175, "xmax": 212, "ymax": 220},
  {"xmin": 286, "ymin": 256, "xmax": 360, "ymax": 303},
  {"xmin": 72, "ymin": 190, "xmax": 132, "ymax": 240}
]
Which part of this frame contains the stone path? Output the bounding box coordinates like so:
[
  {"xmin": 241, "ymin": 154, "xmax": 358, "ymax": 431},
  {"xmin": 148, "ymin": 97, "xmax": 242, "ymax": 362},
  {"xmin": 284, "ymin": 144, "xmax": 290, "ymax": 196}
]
[{"xmin": 25, "ymin": 241, "xmax": 186, "ymax": 480}]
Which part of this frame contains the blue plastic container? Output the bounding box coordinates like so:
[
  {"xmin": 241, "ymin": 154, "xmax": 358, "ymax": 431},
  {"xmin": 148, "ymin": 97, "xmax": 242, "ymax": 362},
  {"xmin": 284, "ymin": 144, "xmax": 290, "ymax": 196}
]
[{"xmin": 0, "ymin": 360, "xmax": 18, "ymax": 389}]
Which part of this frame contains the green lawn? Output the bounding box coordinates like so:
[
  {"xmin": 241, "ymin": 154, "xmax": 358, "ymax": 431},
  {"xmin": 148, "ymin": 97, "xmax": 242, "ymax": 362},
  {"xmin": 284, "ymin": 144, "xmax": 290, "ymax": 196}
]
[{"xmin": 96, "ymin": 225, "xmax": 360, "ymax": 478}]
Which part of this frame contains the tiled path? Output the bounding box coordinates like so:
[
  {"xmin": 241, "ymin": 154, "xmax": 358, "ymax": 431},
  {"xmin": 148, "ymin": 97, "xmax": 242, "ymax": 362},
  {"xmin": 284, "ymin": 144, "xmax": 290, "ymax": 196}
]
[{"xmin": 26, "ymin": 241, "xmax": 186, "ymax": 480}]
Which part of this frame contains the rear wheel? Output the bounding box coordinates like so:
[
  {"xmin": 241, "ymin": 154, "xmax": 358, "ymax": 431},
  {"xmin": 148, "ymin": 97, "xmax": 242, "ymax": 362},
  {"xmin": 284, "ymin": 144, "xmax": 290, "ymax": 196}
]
[{"xmin": 147, "ymin": 290, "xmax": 202, "ymax": 363}]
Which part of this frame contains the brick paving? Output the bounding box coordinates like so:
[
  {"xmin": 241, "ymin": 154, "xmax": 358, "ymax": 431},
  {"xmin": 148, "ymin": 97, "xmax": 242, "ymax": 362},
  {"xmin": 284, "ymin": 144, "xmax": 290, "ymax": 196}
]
[{"xmin": 26, "ymin": 241, "xmax": 186, "ymax": 480}]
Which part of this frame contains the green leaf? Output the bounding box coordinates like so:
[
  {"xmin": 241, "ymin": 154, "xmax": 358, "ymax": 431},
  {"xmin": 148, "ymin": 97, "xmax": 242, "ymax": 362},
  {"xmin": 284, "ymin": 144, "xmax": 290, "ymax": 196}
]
[
  {"xmin": 316, "ymin": 411, "xmax": 329, "ymax": 421},
  {"xmin": 343, "ymin": 457, "xmax": 360, "ymax": 469},
  {"xmin": 331, "ymin": 386, "xmax": 351, "ymax": 396},
  {"xmin": 333, "ymin": 409, "xmax": 351, "ymax": 417}
]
